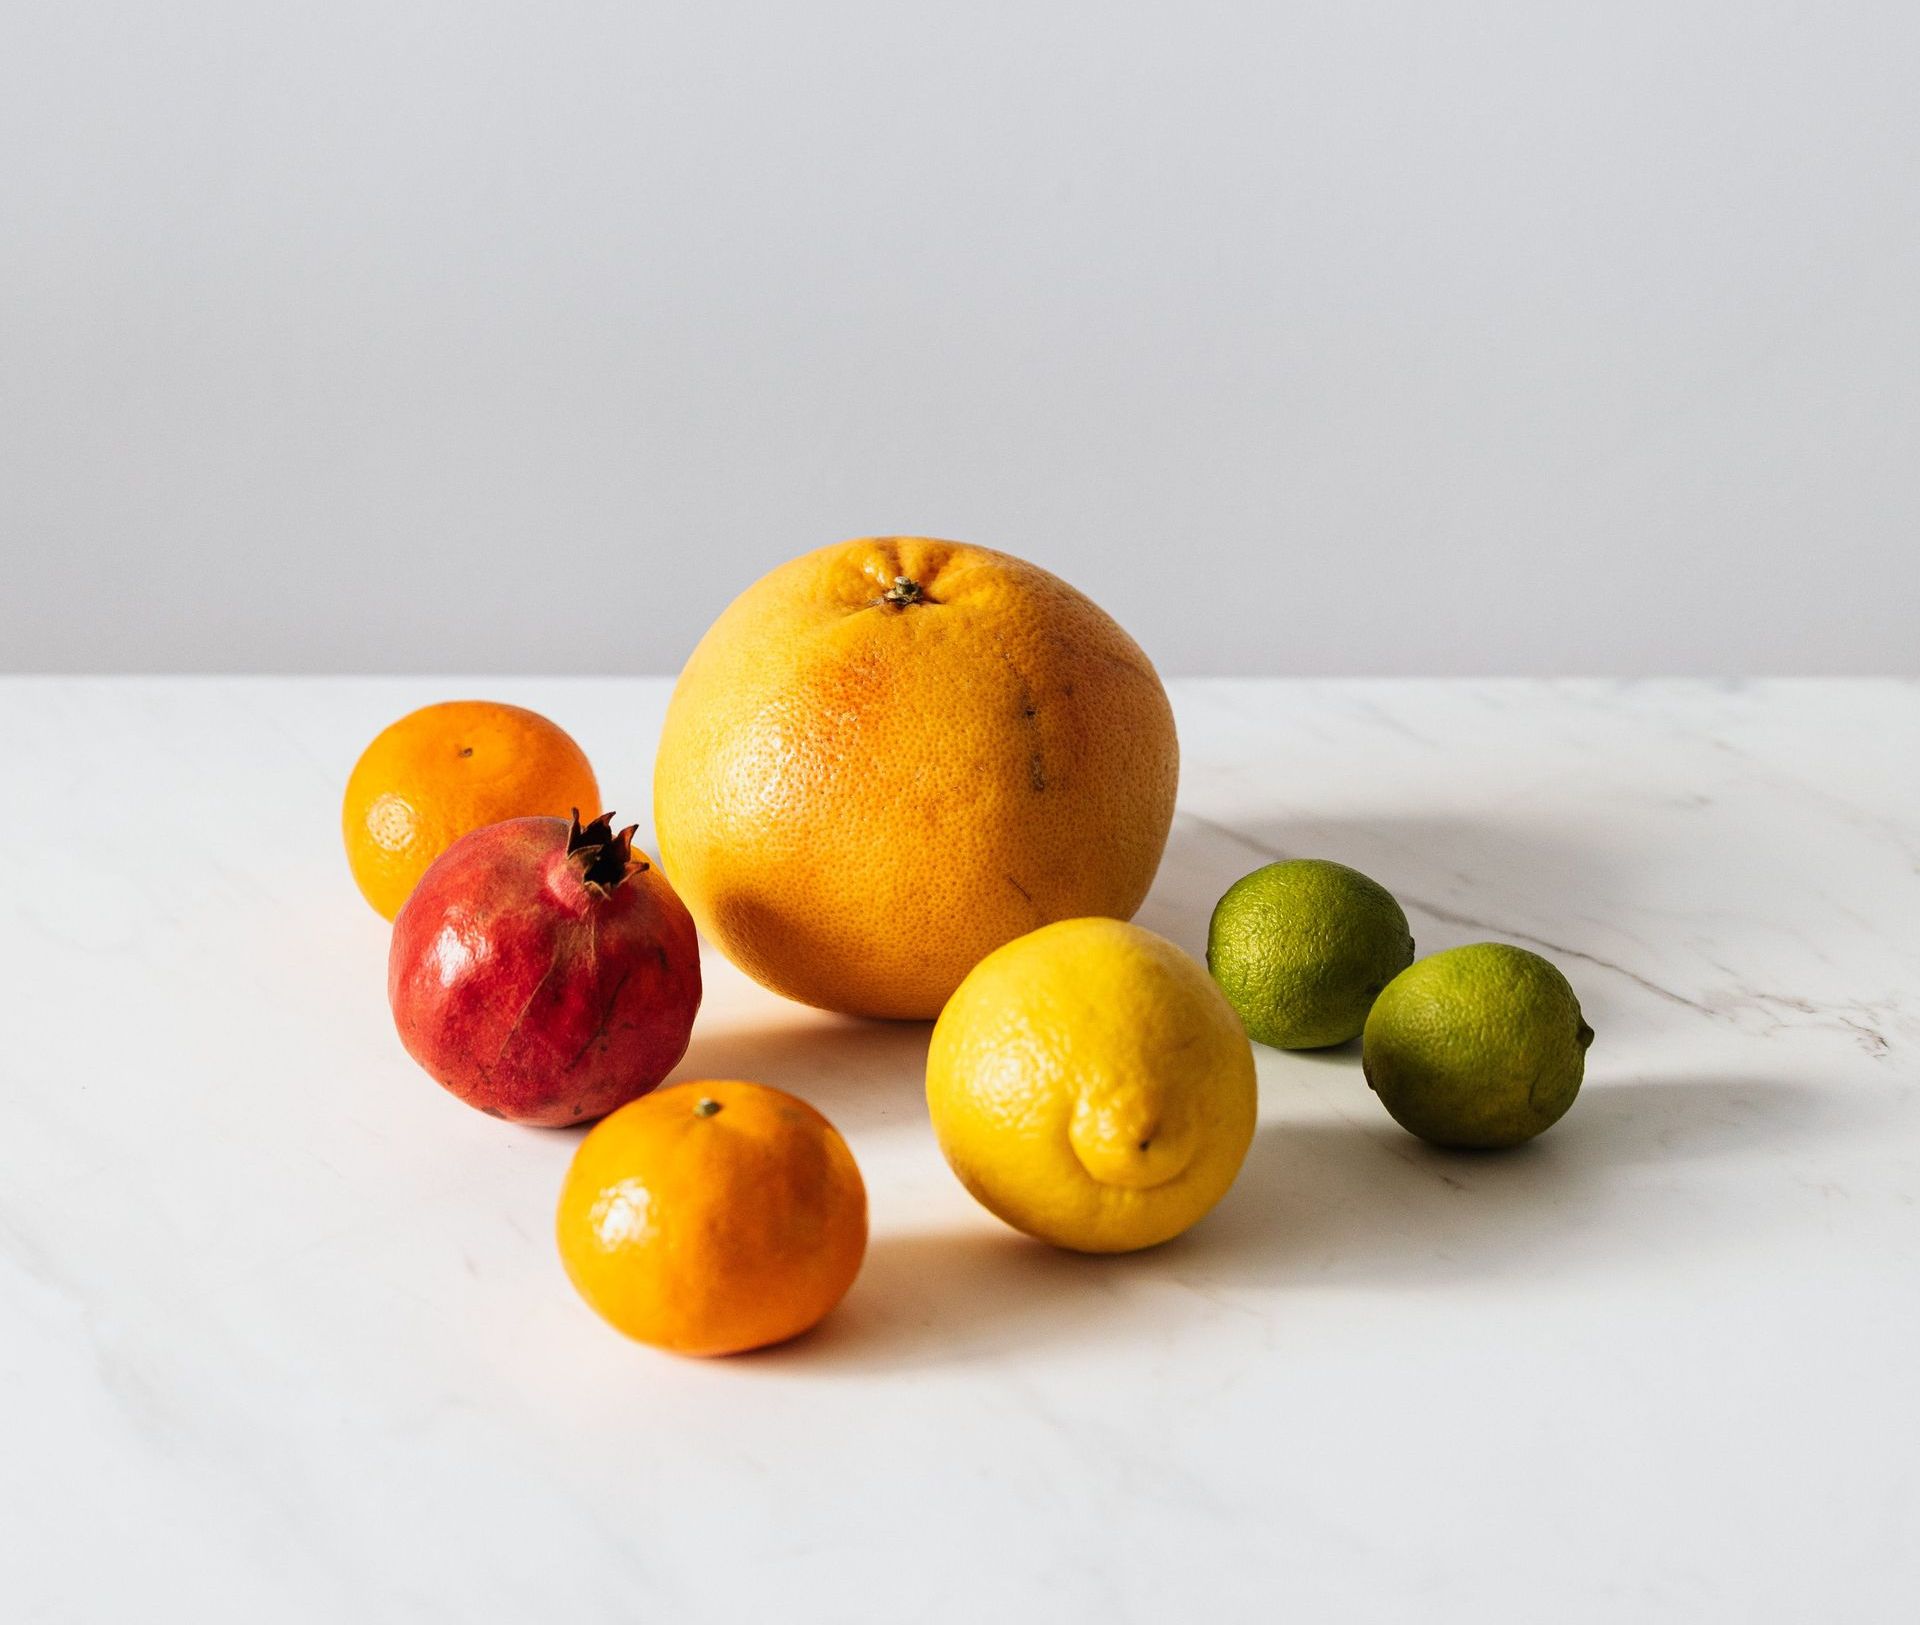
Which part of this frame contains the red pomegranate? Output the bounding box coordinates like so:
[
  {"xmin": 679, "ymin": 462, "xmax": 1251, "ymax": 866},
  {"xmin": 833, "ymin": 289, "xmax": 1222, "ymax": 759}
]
[{"xmin": 389, "ymin": 811, "xmax": 701, "ymax": 1126}]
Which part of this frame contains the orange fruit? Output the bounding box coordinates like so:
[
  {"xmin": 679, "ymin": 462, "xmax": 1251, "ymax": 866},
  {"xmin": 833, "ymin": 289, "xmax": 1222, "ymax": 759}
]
[
  {"xmin": 652, "ymin": 538, "xmax": 1179, "ymax": 1019},
  {"xmin": 343, "ymin": 700, "xmax": 600, "ymax": 920},
  {"xmin": 555, "ymin": 1080, "xmax": 868, "ymax": 1356}
]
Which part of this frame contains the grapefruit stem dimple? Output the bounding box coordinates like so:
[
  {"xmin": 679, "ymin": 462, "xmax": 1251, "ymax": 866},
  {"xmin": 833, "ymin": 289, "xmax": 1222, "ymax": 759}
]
[
  {"xmin": 881, "ymin": 575, "xmax": 924, "ymax": 607},
  {"xmin": 694, "ymin": 1097, "xmax": 722, "ymax": 1118}
]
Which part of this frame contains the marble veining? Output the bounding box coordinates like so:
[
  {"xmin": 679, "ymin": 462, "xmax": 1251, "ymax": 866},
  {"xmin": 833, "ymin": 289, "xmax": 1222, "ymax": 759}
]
[{"xmin": 0, "ymin": 677, "xmax": 1915, "ymax": 1623}]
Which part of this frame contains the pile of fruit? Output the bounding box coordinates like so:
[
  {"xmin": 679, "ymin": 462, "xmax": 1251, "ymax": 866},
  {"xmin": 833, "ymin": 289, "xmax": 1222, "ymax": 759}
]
[{"xmin": 344, "ymin": 538, "xmax": 1593, "ymax": 1357}]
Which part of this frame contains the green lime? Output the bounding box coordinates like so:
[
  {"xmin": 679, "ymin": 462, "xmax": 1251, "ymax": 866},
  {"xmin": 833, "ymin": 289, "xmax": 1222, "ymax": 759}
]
[
  {"xmin": 1361, "ymin": 943, "xmax": 1593, "ymax": 1149},
  {"xmin": 1206, "ymin": 859, "xmax": 1415, "ymax": 1049}
]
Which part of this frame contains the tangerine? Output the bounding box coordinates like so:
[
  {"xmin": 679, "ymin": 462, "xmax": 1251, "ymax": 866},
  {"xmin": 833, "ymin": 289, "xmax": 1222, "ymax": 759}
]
[
  {"xmin": 343, "ymin": 699, "xmax": 599, "ymax": 919},
  {"xmin": 556, "ymin": 1080, "xmax": 868, "ymax": 1356}
]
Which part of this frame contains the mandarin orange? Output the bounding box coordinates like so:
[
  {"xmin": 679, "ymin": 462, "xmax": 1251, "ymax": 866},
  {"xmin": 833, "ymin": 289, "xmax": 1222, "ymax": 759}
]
[
  {"xmin": 343, "ymin": 699, "xmax": 599, "ymax": 919},
  {"xmin": 555, "ymin": 1080, "xmax": 867, "ymax": 1356}
]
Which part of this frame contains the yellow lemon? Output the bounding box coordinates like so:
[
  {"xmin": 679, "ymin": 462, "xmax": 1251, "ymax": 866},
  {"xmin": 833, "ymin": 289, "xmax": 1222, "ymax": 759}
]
[{"xmin": 925, "ymin": 918, "xmax": 1258, "ymax": 1253}]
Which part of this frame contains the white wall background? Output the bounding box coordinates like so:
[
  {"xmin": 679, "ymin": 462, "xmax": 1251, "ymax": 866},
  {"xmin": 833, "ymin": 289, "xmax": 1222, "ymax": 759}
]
[{"xmin": 3, "ymin": 2, "xmax": 1915, "ymax": 676}]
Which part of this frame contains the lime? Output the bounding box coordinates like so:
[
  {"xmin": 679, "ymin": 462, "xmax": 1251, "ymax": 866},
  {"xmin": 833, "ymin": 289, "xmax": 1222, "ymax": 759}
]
[
  {"xmin": 1206, "ymin": 859, "xmax": 1415, "ymax": 1049},
  {"xmin": 1361, "ymin": 943, "xmax": 1593, "ymax": 1148}
]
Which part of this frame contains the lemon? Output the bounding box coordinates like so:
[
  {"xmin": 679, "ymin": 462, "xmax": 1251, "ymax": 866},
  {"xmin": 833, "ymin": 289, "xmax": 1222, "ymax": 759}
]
[
  {"xmin": 925, "ymin": 917, "xmax": 1258, "ymax": 1253},
  {"xmin": 1361, "ymin": 943, "xmax": 1593, "ymax": 1149},
  {"xmin": 1206, "ymin": 858, "xmax": 1415, "ymax": 1048}
]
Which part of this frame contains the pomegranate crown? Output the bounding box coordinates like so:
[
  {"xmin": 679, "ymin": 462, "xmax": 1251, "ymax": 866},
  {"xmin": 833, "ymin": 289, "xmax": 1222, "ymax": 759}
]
[{"xmin": 566, "ymin": 809, "xmax": 648, "ymax": 894}]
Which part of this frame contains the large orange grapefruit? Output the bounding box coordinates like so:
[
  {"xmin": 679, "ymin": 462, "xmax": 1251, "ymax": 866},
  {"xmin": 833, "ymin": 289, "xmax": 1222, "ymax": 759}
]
[{"xmin": 653, "ymin": 538, "xmax": 1178, "ymax": 1019}]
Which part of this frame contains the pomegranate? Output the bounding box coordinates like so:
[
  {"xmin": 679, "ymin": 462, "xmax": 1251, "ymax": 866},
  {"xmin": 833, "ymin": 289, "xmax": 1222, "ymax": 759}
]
[{"xmin": 389, "ymin": 811, "xmax": 701, "ymax": 1126}]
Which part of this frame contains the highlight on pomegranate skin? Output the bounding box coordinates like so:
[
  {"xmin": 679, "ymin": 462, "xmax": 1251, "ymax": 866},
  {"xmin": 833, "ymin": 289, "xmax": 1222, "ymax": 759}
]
[{"xmin": 388, "ymin": 811, "xmax": 702, "ymax": 1126}]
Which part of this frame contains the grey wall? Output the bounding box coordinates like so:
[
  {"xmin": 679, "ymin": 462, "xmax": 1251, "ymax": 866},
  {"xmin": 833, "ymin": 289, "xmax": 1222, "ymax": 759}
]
[{"xmin": 4, "ymin": 3, "xmax": 1916, "ymax": 676}]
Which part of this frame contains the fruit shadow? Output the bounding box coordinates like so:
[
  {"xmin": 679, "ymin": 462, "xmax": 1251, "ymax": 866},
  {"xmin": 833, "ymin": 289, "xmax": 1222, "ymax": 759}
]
[
  {"xmin": 663, "ymin": 1011, "xmax": 933, "ymax": 1139},
  {"xmin": 1189, "ymin": 1071, "xmax": 1857, "ymax": 1290},
  {"xmin": 751, "ymin": 1071, "xmax": 1857, "ymax": 1375},
  {"xmin": 1135, "ymin": 808, "xmax": 1648, "ymax": 1028}
]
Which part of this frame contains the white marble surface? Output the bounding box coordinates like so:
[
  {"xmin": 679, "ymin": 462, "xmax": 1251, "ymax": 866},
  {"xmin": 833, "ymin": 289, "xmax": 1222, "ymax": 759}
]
[{"xmin": 2, "ymin": 678, "xmax": 1916, "ymax": 1623}]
